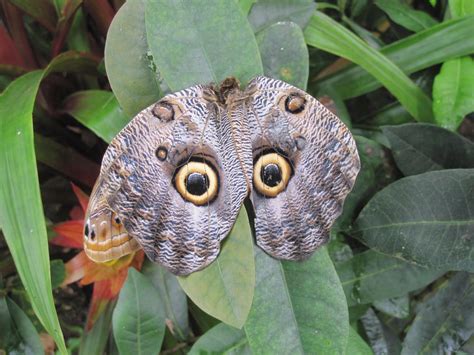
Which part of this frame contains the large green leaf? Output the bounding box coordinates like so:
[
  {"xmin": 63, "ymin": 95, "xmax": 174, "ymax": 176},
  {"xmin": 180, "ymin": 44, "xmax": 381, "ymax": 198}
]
[
  {"xmin": 0, "ymin": 70, "xmax": 66, "ymax": 353},
  {"xmin": 432, "ymin": 56, "xmax": 474, "ymax": 130},
  {"xmin": 449, "ymin": 0, "xmax": 474, "ymax": 17},
  {"xmin": 105, "ymin": 0, "xmax": 163, "ymax": 117},
  {"xmin": 178, "ymin": 208, "xmax": 255, "ymax": 328},
  {"xmin": 244, "ymin": 247, "xmax": 349, "ymax": 354},
  {"xmin": 145, "ymin": 0, "xmax": 263, "ymax": 91},
  {"xmin": 336, "ymin": 250, "xmax": 444, "ymax": 306},
  {"xmin": 62, "ymin": 90, "xmax": 131, "ymax": 143},
  {"xmin": 402, "ymin": 272, "xmax": 474, "ymax": 354},
  {"xmin": 353, "ymin": 169, "xmax": 474, "ymax": 271},
  {"xmin": 256, "ymin": 21, "xmax": 309, "ymax": 90},
  {"xmin": 305, "ymin": 11, "xmax": 434, "ymax": 122},
  {"xmin": 382, "ymin": 123, "xmax": 474, "ymax": 176},
  {"xmin": 141, "ymin": 260, "xmax": 190, "ymax": 341},
  {"xmin": 346, "ymin": 327, "xmax": 373, "ymax": 355},
  {"xmin": 318, "ymin": 16, "xmax": 474, "ymax": 99},
  {"xmin": 248, "ymin": 0, "xmax": 316, "ymax": 32},
  {"xmin": 112, "ymin": 268, "xmax": 166, "ymax": 354},
  {"xmin": 375, "ymin": 0, "xmax": 438, "ymax": 32},
  {"xmin": 189, "ymin": 323, "xmax": 250, "ymax": 355}
]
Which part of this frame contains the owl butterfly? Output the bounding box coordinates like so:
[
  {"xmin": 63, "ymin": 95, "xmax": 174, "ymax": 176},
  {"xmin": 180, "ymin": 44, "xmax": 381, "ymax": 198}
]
[{"xmin": 84, "ymin": 76, "xmax": 360, "ymax": 276}]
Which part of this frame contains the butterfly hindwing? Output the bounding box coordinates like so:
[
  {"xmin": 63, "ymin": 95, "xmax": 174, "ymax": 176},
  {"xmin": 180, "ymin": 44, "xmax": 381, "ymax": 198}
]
[{"xmin": 245, "ymin": 76, "xmax": 360, "ymax": 260}]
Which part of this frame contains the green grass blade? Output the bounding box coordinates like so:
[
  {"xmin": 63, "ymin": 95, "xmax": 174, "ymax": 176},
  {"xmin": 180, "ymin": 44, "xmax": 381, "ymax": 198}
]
[
  {"xmin": 0, "ymin": 71, "xmax": 67, "ymax": 354},
  {"xmin": 305, "ymin": 11, "xmax": 434, "ymax": 122},
  {"xmin": 318, "ymin": 16, "xmax": 474, "ymax": 99},
  {"xmin": 374, "ymin": 0, "xmax": 438, "ymax": 32}
]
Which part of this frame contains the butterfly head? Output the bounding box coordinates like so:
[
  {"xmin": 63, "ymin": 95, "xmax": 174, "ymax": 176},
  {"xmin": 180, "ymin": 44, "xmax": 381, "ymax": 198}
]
[{"xmin": 83, "ymin": 196, "xmax": 140, "ymax": 264}]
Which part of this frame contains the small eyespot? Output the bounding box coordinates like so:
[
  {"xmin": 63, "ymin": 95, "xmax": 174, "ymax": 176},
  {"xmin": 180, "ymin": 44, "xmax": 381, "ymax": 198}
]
[
  {"xmin": 156, "ymin": 146, "xmax": 168, "ymax": 161},
  {"xmin": 253, "ymin": 152, "xmax": 292, "ymax": 197},
  {"xmin": 90, "ymin": 228, "xmax": 96, "ymax": 241},
  {"xmin": 174, "ymin": 160, "xmax": 218, "ymax": 205},
  {"xmin": 285, "ymin": 93, "xmax": 306, "ymax": 114},
  {"xmin": 152, "ymin": 101, "xmax": 174, "ymax": 121},
  {"xmin": 84, "ymin": 223, "xmax": 89, "ymax": 238}
]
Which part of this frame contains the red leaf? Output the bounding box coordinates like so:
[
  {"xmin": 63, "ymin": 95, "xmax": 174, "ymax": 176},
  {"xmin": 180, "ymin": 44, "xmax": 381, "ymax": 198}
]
[
  {"xmin": 71, "ymin": 183, "xmax": 89, "ymax": 213},
  {"xmin": 52, "ymin": 220, "xmax": 84, "ymax": 248},
  {"xmin": 0, "ymin": 25, "xmax": 27, "ymax": 68}
]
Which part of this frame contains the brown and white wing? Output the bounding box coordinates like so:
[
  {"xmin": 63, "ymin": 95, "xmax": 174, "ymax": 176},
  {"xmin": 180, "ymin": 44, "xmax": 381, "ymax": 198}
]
[
  {"xmin": 86, "ymin": 84, "xmax": 249, "ymax": 275},
  {"xmin": 245, "ymin": 76, "xmax": 360, "ymax": 260}
]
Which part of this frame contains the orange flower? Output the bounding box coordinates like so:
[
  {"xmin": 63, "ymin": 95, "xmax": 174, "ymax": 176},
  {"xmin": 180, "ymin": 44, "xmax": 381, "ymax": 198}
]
[{"xmin": 51, "ymin": 184, "xmax": 144, "ymax": 329}]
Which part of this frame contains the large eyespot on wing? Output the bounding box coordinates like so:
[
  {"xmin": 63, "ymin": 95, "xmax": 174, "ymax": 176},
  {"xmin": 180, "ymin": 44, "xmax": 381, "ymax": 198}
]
[
  {"xmin": 245, "ymin": 76, "xmax": 360, "ymax": 260},
  {"xmin": 92, "ymin": 84, "xmax": 251, "ymax": 276}
]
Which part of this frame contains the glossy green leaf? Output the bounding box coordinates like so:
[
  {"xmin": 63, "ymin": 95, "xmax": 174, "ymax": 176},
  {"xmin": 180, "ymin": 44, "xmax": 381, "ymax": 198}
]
[
  {"xmin": 189, "ymin": 323, "xmax": 250, "ymax": 355},
  {"xmin": 402, "ymin": 272, "xmax": 474, "ymax": 354},
  {"xmin": 337, "ymin": 250, "xmax": 443, "ymax": 306},
  {"xmin": 112, "ymin": 268, "xmax": 166, "ymax": 354},
  {"xmin": 105, "ymin": 0, "xmax": 163, "ymax": 117},
  {"xmin": 248, "ymin": 0, "xmax": 316, "ymax": 32},
  {"xmin": 63, "ymin": 90, "xmax": 131, "ymax": 143},
  {"xmin": 256, "ymin": 21, "xmax": 309, "ymax": 89},
  {"xmin": 79, "ymin": 301, "xmax": 115, "ymax": 355},
  {"xmin": 305, "ymin": 11, "xmax": 434, "ymax": 122},
  {"xmin": 346, "ymin": 327, "xmax": 374, "ymax": 355},
  {"xmin": 450, "ymin": 0, "xmax": 474, "ymax": 17},
  {"xmin": 318, "ymin": 16, "xmax": 474, "ymax": 99},
  {"xmin": 353, "ymin": 169, "xmax": 474, "ymax": 271},
  {"xmin": 35, "ymin": 133, "xmax": 100, "ymax": 187},
  {"xmin": 382, "ymin": 123, "xmax": 474, "ymax": 176},
  {"xmin": 432, "ymin": 56, "xmax": 474, "ymax": 130},
  {"xmin": 0, "ymin": 71, "xmax": 66, "ymax": 354},
  {"xmin": 245, "ymin": 247, "xmax": 349, "ymax": 354},
  {"xmin": 145, "ymin": 0, "xmax": 263, "ymax": 91},
  {"xmin": 178, "ymin": 208, "xmax": 255, "ymax": 328},
  {"xmin": 141, "ymin": 260, "xmax": 190, "ymax": 341},
  {"xmin": 375, "ymin": 0, "xmax": 438, "ymax": 32}
]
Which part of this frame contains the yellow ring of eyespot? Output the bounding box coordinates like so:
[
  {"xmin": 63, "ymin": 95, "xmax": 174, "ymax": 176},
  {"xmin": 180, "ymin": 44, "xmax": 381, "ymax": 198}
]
[
  {"xmin": 175, "ymin": 161, "xmax": 218, "ymax": 205},
  {"xmin": 253, "ymin": 152, "xmax": 291, "ymax": 197}
]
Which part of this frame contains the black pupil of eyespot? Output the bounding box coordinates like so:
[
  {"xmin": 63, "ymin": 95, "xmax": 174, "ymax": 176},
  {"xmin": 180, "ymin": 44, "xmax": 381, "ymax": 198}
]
[
  {"xmin": 186, "ymin": 172, "xmax": 209, "ymax": 196},
  {"xmin": 84, "ymin": 224, "xmax": 89, "ymax": 236},
  {"xmin": 261, "ymin": 163, "xmax": 282, "ymax": 187},
  {"xmin": 115, "ymin": 217, "xmax": 121, "ymax": 225}
]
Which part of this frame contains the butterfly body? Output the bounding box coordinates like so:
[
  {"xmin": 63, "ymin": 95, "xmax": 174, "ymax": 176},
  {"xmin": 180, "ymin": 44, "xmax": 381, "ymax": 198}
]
[{"xmin": 84, "ymin": 76, "xmax": 360, "ymax": 275}]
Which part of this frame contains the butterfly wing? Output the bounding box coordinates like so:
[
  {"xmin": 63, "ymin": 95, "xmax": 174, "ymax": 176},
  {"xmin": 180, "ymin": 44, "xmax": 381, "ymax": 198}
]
[
  {"xmin": 245, "ymin": 76, "xmax": 360, "ymax": 260},
  {"xmin": 85, "ymin": 84, "xmax": 250, "ymax": 275}
]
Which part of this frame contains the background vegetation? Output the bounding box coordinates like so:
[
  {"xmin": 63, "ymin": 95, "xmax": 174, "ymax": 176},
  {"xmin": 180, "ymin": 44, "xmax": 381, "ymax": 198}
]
[{"xmin": 0, "ymin": 0, "xmax": 473, "ymax": 353}]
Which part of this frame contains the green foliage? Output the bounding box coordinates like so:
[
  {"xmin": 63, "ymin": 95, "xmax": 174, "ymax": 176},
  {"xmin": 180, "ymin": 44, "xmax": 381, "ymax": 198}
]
[
  {"xmin": 178, "ymin": 208, "xmax": 255, "ymax": 328},
  {"xmin": 0, "ymin": 0, "xmax": 473, "ymax": 353},
  {"xmin": 112, "ymin": 268, "xmax": 166, "ymax": 354}
]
